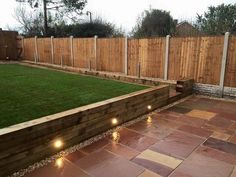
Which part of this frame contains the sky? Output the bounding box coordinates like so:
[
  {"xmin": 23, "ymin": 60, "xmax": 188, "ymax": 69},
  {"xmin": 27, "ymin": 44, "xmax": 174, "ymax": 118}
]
[{"xmin": 0, "ymin": 0, "xmax": 235, "ymax": 32}]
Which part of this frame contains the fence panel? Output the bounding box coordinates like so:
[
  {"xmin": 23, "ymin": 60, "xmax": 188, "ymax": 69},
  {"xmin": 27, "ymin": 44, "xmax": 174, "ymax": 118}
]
[
  {"xmin": 128, "ymin": 39, "xmax": 139, "ymax": 76},
  {"xmin": 23, "ymin": 38, "xmax": 35, "ymax": 61},
  {"xmin": 37, "ymin": 38, "xmax": 51, "ymax": 63},
  {"xmin": 168, "ymin": 36, "xmax": 224, "ymax": 85},
  {"xmin": 225, "ymin": 36, "xmax": 236, "ymax": 87},
  {"xmin": 97, "ymin": 38, "xmax": 125, "ymax": 73},
  {"xmin": 140, "ymin": 38, "xmax": 166, "ymax": 78},
  {"xmin": 53, "ymin": 38, "xmax": 71, "ymax": 66},
  {"xmin": 73, "ymin": 38, "xmax": 94, "ymax": 69}
]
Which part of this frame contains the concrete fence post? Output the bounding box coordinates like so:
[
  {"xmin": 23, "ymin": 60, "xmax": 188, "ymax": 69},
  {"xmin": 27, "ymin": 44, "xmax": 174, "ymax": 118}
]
[
  {"xmin": 50, "ymin": 36, "xmax": 54, "ymax": 64},
  {"xmin": 219, "ymin": 32, "xmax": 230, "ymax": 97},
  {"xmin": 137, "ymin": 62, "xmax": 141, "ymax": 78},
  {"xmin": 34, "ymin": 36, "xmax": 38, "ymax": 63},
  {"xmin": 124, "ymin": 36, "xmax": 128, "ymax": 75},
  {"xmin": 94, "ymin": 35, "xmax": 98, "ymax": 71},
  {"xmin": 61, "ymin": 55, "xmax": 63, "ymax": 67},
  {"xmin": 70, "ymin": 36, "xmax": 74, "ymax": 67},
  {"xmin": 21, "ymin": 36, "xmax": 25, "ymax": 59},
  {"xmin": 164, "ymin": 35, "xmax": 170, "ymax": 80}
]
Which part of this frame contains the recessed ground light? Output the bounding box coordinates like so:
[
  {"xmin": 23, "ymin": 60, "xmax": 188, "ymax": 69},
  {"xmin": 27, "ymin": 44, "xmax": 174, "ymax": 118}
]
[
  {"xmin": 54, "ymin": 139, "xmax": 63, "ymax": 149},
  {"xmin": 111, "ymin": 118, "xmax": 118, "ymax": 125},
  {"xmin": 55, "ymin": 157, "xmax": 64, "ymax": 168},
  {"xmin": 147, "ymin": 105, "xmax": 152, "ymax": 110},
  {"xmin": 112, "ymin": 131, "xmax": 120, "ymax": 142},
  {"xmin": 147, "ymin": 116, "xmax": 152, "ymax": 123}
]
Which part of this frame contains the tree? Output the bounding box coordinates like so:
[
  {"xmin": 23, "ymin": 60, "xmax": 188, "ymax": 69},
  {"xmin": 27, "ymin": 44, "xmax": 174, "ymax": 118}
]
[
  {"xmin": 132, "ymin": 9, "xmax": 176, "ymax": 38},
  {"xmin": 195, "ymin": 3, "xmax": 236, "ymax": 35},
  {"xmin": 50, "ymin": 18, "xmax": 125, "ymax": 37},
  {"xmin": 16, "ymin": 0, "xmax": 87, "ymax": 36},
  {"xmin": 14, "ymin": 6, "xmax": 64, "ymax": 36}
]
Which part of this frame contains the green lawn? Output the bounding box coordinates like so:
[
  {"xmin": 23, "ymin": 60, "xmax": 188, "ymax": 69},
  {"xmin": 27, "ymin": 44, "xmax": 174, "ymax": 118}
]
[{"xmin": 0, "ymin": 64, "xmax": 148, "ymax": 128}]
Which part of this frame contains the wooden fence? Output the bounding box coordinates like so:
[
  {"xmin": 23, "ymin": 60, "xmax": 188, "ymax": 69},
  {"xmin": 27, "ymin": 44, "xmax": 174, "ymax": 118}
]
[
  {"xmin": 21, "ymin": 34, "xmax": 236, "ymax": 87},
  {"xmin": 0, "ymin": 30, "xmax": 18, "ymax": 60}
]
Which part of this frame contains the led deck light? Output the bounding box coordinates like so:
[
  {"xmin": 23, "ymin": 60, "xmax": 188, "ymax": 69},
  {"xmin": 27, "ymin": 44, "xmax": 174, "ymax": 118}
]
[
  {"xmin": 111, "ymin": 118, "xmax": 118, "ymax": 125},
  {"xmin": 147, "ymin": 105, "xmax": 152, "ymax": 110},
  {"xmin": 54, "ymin": 139, "xmax": 63, "ymax": 149},
  {"xmin": 147, "ymin": 116, "xmax": 152, "ymax": 123},
  {"xmin": 55, "ymin": 158, "xmax": 64, "ymax": 168}
]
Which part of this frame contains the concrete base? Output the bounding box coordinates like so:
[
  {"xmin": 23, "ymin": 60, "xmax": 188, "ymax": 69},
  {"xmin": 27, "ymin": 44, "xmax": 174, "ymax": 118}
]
[{"xmin": 194, "ymin": 83, "xmax": 236, "ymax": 99}]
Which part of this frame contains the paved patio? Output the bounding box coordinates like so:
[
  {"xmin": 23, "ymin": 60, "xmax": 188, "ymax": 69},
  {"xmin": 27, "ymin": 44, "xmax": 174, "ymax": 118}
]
[{"xmin": 25, "ymin": 96, "xmax": 236, "ymax": 177}]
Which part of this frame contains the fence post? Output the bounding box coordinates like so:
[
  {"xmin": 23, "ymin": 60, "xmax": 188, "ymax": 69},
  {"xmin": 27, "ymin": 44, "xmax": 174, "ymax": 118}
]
[
  {"xmin": 70, "ymin": 36, "xmax": 74, "ymax": 67},
  {"xmin": 219, "ymin": 32, "xmax": 230, "ymax": 97},
  {"xmin": 137, "ymin": 62, "xmax": 141, "ymax": 78},
  {"xmin": 94, "ymin": 35, "xmax": 98, "ymax": 71},
  {"xmin": 164, "ymin": 35, "xmax": 170, "ymax": 80},
  {"xmin": 50, "ymin": 36, "xmax": 54, "ymax": 64},
  {"xmin": 124, "ymin": 36, "xmax": 128, "ymax": 75},
  {"xmin": 21, "ymin": 36, "xmax": 25, "ymax": 59},
  {"xmin": 61, "ymin": 55, "xmax": 63, "ymax": 67},
  {"xmin": 34, "ymin": 36, "xmax": 38, "ymax": 63}
]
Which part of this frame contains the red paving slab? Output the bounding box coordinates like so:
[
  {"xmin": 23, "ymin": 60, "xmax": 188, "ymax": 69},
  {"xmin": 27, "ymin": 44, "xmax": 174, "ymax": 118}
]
[
  {"xmin": 177, "ymin": 125, "xmax": 212, "ymax": 138},
  {"xmin": 172, "ymin": 153, "xmax": 234, "ymax": 177},
  {"xmin": 25, "ymin": 159, "xmax": 91, "ymax": 177},
  {"xmin": 114, "ymin": 128, "xmax": 158, "ymax": 152},
  {"xmin": 132, "ymin": 157, "xmax": 173, "ymax": 177},
  {"xmin": 195, "ymin": 146, "xmax": 236, "ymax": 165},
  {"xmin": 149, "ymin": 131, "xmax": 205, "ymax": 159},
  {"xmin": 74, "ymin": 149, "xmax": 144, "ymax": 177},
  {"xmin": 24, "ymin": 96, "xmax": 236, "ymax": 177},
  {"xmin": 104, "ymin": 143, "xmax": 140, "ymax": 160}
]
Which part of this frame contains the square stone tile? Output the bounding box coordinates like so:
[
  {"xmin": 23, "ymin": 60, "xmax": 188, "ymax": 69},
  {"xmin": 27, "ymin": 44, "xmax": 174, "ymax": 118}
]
[
  {"xmin": 229, "ymin": 123, "xmax": 236, "ymax": 132},
  {"xmin": 202, "ymin": 123, "xmax": 235, "ymax": 135},
  {"xmin": 65, "ymin": 151, "xmax": 87, "ymax": 163},
  {"xmin": 231, "ymin": 168, "xmax": 236, "ymax": 177},
  {"xmin": 207, "ymin": 116, "xmax": 233, "ymax": 129},
  {"xmin": 167, "ymin": 106, "xmax": 192, "ymax": 114},
  {"xmin": 80, "ymin": 138, "xmax": 110, "ymax": 154},
  {"xmin": 218, "ymin": 112, "xmax": 236, "ymax": 121},
  {"xmin": 115, "ymin": 128, "xmax": 157, "ymax": 152},
  {"xmin": 128, "ymin": 120, "xmax": 176, "ymax": 140},
  {"xmin": 229, "ymin": 135, "xmax": 236, "ymax": 144},
  {"xmin": 149, "ymin": 131, "xmax": 205, "ymax": 159},
  {"xmin": 132, "ymin": 157, "xmax": 173, "ymax": 177},
  {"xmin": 76, "ymin": 149, "xmax": 144, "ymax": 177},
  {"xmin": 178, "ymin": 125, "xmax": 212, "ymax": 138},
  {"xmin": 196, "ymin": 146, "xmax": 236, "ymax": 165},
  {"xmin": 210, "ymin": 131, "xmax": 231, "ymax": 141},
  {"xmin": 138, "ymin": 169, "xmax": 162, "ymax": 177},
  {"xmin": 134, "ymin": 149, "xmax": 182, "ymax": 169},
  {"xmin": 186, "ymin": 110, "xmax": 216, "ymax": 121},
  {"xmin": 203, "ymin": 137, "xmax": 236, "ymax": 155},
  {"xmin": 172, "ymin": 115, "xmax": 207, "ymax": 128},
  {"xmin": 104, "ymin": 143, "xmax": 139, "ymax": 160},
  {"xmin": 170, "ymin": 171, "xmax": 193, "ymax": 177},
  {"xmin": 25, "ymin": 159, "xmax": 91, "ymax": 177},
  {"xmin": 173, "ymin": 153, "xmax": 234, "ymax": 177}
]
